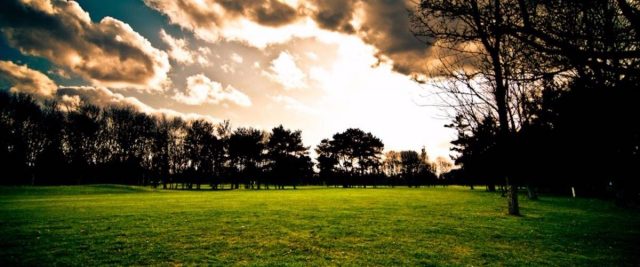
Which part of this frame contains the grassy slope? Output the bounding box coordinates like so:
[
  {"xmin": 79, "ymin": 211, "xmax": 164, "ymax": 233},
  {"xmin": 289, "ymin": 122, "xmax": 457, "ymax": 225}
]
[{"xmin": 0, "ymin": 185, "xmax": 638, "ymax": 266}]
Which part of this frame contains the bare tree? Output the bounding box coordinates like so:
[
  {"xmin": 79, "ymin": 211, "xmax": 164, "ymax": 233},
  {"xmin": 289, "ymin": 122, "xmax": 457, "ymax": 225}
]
[{"xmin": 411, "ymin": 0, "xmax": 524, "ymax": 215}]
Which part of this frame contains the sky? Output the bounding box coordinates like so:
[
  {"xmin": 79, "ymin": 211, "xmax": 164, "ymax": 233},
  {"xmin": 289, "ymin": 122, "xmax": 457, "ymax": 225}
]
[{"xmin": 0, "ymin": 0, "xmax": 455, "ymax": 160}]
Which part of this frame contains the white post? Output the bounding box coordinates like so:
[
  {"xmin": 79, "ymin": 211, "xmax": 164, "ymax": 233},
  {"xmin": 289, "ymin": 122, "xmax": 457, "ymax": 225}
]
[{"xmin": 571, "ymin": 187, "xmax": 576, "ymax": 198}]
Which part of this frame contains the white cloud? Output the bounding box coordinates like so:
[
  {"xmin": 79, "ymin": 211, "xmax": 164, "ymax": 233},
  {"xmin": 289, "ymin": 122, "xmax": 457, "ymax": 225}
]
[
  {"xmin": 306, "ymin": 52, "xmax": 319, "ymax": 61},
  {"xmin": 220, "ymin": 64, "xmax": 235, "ymax": 74},
  {"xmin": 0, "ymin": 60, "xmax": 57, "ymax": 98},
  {"xmin": 196, "ymin": 47, "xmax": 213, "ymax": 66},
  {"xmin": 173, "ymin": 74, "xmax": 251, "ymax": 107},
  {"xmin": 264, "ymin": 51, "xmax": 307, "ymax": 90},
  {"xmin": 230, "ymin": 53, "xmax": 244, "ymax": 64},
  {"xmin": 160, "ymin": 29, "xmax": 214, "ymax": 67},
  {"xmin": 160, "ymin": 29, "xmax": 194, "ymax": 65}
]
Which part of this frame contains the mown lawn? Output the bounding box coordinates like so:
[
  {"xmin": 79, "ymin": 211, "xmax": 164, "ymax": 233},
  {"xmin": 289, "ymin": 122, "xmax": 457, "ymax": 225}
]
[{"xmin": 0, "ymin": 185, "xmax": 638, "ymax": 266}]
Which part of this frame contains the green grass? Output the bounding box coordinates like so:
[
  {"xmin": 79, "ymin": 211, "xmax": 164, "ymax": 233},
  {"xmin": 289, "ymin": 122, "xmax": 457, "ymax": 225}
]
[{"xmin": 0, "ymin": 185, "xmax": 638, "ymax": 266}]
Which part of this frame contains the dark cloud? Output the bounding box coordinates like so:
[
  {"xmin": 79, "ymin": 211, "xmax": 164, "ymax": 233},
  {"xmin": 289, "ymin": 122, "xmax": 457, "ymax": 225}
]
[
  {"xmin": 219, "ymin": 0, "xmax": 299, "ymax": 27},
  {"xmin": 0, "ymin": 0, "xmax": 170, "ymax": 90},
  {"xmin": 357, "ymin": 0, "xmax": 432, "ymax": 75},
  {"xmin": 252, "ymin": 0, "xmax": 299, "ymax": 26},
  {"xmin": 145, "ymin": 0, "xmax": 299, "ymax": 38},
  {"xmin": 310, "ymin": 0, "xmax": 356, "ymax": 33}
]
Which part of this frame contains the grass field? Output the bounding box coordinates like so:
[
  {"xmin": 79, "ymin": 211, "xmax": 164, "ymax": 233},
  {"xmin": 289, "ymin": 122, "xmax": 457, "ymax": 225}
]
[{"xmin": 0, "ymin": 185, "xmax": 638, "ymax": 266}]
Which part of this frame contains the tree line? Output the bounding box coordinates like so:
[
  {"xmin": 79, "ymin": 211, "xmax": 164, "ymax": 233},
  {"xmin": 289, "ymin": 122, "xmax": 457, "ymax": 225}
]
[{"xmin": 0, "ymin": 90, "xmax": 449, "ymax": 189}]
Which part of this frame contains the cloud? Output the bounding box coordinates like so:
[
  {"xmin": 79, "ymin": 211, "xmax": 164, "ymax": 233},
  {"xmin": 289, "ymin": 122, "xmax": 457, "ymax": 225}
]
[
  {"xmin": 160, "ymin": 29, "xmax": 195, "ymax": 65},
  {"xmin": 144, "ymin": 0, "xmax": 299, "ymax": 42},
  {"xmin": 58, "ymin": 94, "xmax": 81, "ymax": 111},
  {"xmin": 0, "ymin": 60, "xmax": 57, "ymax": 98},
  {"xmin": 144, "ymin": 0, "xmax": 434, "ymax": 78},
  {"xmin": 230, "ymin": 52, "xmax": 244, "ymax": 63},
  {"xmin": 196, "ymin": 47, "xmax": 213, "ymax": 66},
  {"xmin": 0, "ymin": 60, "xmax": 220, "ymax": 123},
  {"xmin": 272, "ymin": 94, "xmax": 319, "ymax": 115},
  {"xmin": 356, "ymin": 0, "xmax": 432, "ymax": 77},
  {"xmin": 47, "ymin": 68, "xmax": 70, "ymax": 79},
  {"xmin": 145, "ymin": 0, "xmax": 345, "ymax": 49},
  {"xmin": 173, "ymin": 74, "xmax": 251, "ymax": 107},
  {"xmin": 309, "ymin": 0, "xmax": 357, "ymax": 33},
  {"xmin": 220, "ymin": 64, "xmax": 235, "ymax": 74},
  {"xmin": 57, "ymin": 85, "xmax": 220, "ymax": 122},
  {"xmin": 264, "ymin": 51, "xmax": 307, "ymax": 90},
  {"xmin": 306, "ymin": 52, "xmax": 319, "ymax": 61},
  {"xmin": 57, "ymin": 86, "xmax": 141, "ymax": 109},
  {"xmin": 159, "ymin": 29, "xmax": 213, "ymax": 67},
  {"xmin": 0, "ymin": 0, "xmax": 170, "ymax": 90}
]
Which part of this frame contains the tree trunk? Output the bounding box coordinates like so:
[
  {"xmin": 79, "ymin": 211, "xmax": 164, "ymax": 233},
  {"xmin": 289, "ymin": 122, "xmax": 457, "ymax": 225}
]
[
  {"xmin": 487, "ymin": 184, "xmax": 496, "ymax": 192},
  {"xmin": 526, "ymin": 184, "xmax": 538, "ymax": 200},
  {"xmin": 507, "ymin": 178, "xmax": 520, "ymax": 216},
  {"xmin": 615, "ymin": 185, "xmax": 626, "ymax": 207}
]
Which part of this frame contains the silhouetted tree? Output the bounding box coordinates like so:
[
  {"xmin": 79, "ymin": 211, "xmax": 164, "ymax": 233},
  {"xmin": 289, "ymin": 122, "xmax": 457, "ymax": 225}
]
[
  {"xmin": 65, "ymin": 104, "xmax": 103, "ymax": 184},
  {"xmin": 213, "ymin": 120, "xmax": 232, "ymax": 189},
  {"xmin": 316, "ymin": 138, "xmax": 339, "ymax": 187},
  {"xmin": 37, "ymin": 100, "xmax": 66, "ymax": 184},
  {"xmin": 228, "ymin": 127, "xmax": 266, "ymax": 189},
  {"xmin": 316, "ymin": 128, "xmax": 384, "ymax": 187},
  {"xmin": 266, "ymin": 125, "xmax": 312, "ymax": 189},
  {"xmin": 383, "ymin": 151, "xmax": 402, "ymax": 186},
  {"xmin": 185, "ymin": 119, "xmax": 219, "ymax": 189}
]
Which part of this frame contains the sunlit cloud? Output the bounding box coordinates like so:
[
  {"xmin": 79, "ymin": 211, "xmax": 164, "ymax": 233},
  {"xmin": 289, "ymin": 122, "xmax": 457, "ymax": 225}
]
[
  {"xmin": 0, "ymin": 60, "xmax": 57, "ymax": 98},
  {"xmin": 220, "ymin": 64, "xmax": 236, "ymax": 74},
  {"xmin": 57, "ymin": 85, "xmax": 220, "ymax": 122},
  {"xmin": 230, "ymin": 53, "xmax": 244, "ymax": 64},
  {"xmin": 196, "ymin": 47, "xmax": 213, "ymax": 66},
  {"xmin": 160, "ymin": 29, "xmax": 195, "ymax": 65},
  {"xmin": 173, "ymin": 74, "xmax": 251, "ymax": 107},
  {"xmin": 264, "ymin": 51, "xmax": 307, "ymax": 90},
  {"xmin": 160, "ymin": 29, "xmax": 215, "ymax": 67}
]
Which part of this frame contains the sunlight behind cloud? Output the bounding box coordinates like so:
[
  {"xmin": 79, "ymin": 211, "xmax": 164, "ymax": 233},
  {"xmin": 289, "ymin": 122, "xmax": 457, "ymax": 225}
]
[{"xmin": 296, "ymin": 34, "xmax": 455, "ymax": 158}]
